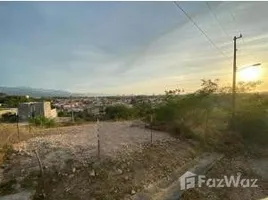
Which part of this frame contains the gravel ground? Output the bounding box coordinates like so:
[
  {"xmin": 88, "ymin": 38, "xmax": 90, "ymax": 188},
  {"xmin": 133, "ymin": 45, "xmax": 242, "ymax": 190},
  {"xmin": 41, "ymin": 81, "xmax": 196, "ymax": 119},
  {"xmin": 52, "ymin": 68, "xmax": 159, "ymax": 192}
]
[
  {"xmin": 3, "ymin": 121, "xmax": 175, "ymax": 182},
  {"xmin": 1, "ymin": 121, "xmax": 198, "ymax": 200},
  {"xmin": 14, "ymin": 121, "xmax": 174, "ymax": 157}
]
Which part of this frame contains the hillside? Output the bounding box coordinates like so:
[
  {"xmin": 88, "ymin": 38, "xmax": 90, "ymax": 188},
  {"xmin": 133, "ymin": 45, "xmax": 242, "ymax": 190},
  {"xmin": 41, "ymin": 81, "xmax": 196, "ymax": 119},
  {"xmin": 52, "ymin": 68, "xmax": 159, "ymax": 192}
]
[{"xmin": 0, "ymin": 87, "xmax": 103, "ymax": 98}]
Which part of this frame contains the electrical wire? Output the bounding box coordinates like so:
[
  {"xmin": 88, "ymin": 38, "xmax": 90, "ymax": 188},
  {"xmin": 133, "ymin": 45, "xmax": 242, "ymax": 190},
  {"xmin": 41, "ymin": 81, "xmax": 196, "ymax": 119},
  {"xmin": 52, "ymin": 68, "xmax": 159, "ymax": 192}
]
[
  {"xmin": 205, "ymin": 2, "xmax": 230, "ymax": 38},
  {"xmin": 173, "ymin": 1, "xmax": 229, "ymax": 58},
  {"xmin": 228, "ymin": 7, "xmax": 260, "ymax": 62}
]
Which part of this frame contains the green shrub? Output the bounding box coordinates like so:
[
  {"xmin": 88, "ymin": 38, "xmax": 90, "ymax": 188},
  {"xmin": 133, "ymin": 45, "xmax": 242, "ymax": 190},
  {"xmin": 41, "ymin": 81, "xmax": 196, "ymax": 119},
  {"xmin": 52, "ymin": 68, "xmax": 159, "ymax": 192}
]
[
  {"xmin": 74, "ymin": 111, "xmax": 96, "ymax": 121},
  {"xmin": 29, "ymin": 116, "xmax": 55, "ymax": 128},
  {"xmin": 105, "ymin": 105, "xmax": 137, "ymax": 120},
  {"xmin": 233, "ymin": 109, "xmax": 268, "ymax": 145},
  {"xmin": 133, "ymin": 102, "xmax": 154, "ymax": 120},
  {"xmin": 58, "ymin": 111, "xmax": 71, "ymax": 117}
]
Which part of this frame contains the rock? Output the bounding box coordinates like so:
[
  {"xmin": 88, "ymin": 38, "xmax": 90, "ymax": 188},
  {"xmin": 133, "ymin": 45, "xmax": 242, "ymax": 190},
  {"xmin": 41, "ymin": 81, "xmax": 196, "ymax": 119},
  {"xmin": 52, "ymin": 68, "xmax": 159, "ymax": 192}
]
[
  {"xmin": 68, "ymin": 174, "xmax": 74, "ymax": 179},
  {"xmin": 89, "ymin": 170, "xmax": 95, "ymax": 176},
  {"xmin": 72, "ymin": 167, "xmax": 76, "ymax": 173},
  {"xmin": 131, "ymin": 189, "xmax": 136, "ymax": 195},
  {"xmin": 124, "ymin": 176, "xmax": 129, "ymax": 181},
  {"xmin": 116, "ymin": 169, "xmax": 123, "ymax": 175}
]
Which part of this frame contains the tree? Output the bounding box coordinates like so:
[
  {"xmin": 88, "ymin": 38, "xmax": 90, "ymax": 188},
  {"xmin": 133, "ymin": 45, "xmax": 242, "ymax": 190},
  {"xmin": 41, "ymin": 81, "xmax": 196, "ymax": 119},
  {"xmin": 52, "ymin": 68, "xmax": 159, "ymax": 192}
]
[
  {"xmin": 105, "ymin": 105, "xmax": 136, "ymax": 120},
  {"xmin": 0, "ymin": 95, "xmax": 36, "ymax": 107}
]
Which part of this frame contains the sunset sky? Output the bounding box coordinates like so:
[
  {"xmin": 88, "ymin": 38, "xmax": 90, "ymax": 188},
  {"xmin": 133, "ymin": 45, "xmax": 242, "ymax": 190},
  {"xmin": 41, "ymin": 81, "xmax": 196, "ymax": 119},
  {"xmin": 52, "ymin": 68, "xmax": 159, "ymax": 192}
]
[{"xmin": 1, "ymin": 1, "xmax": 267, "ymax": 95}]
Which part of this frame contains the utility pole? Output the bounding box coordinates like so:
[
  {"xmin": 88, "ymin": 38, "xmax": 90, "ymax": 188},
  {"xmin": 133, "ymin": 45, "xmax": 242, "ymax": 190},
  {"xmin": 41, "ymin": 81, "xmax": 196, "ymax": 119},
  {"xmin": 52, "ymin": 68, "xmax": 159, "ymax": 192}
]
[
  {"xmin": 232, "ymin": 34, "xmax": 242, "ymax": 127},
  {"xmin": 97, "ymin": 118, "xmax": 100, "ymax": 160}
]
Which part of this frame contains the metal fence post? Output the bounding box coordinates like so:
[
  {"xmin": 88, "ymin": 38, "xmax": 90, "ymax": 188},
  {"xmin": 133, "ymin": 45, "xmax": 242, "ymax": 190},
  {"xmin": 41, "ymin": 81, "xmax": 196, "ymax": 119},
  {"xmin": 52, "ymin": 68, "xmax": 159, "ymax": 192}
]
[
  {"xmin": 16, "ymin": 115, "xmax": 20, "ymax": 142},
  {"xmin": 150, "ymin": 115, "xmax": 153, "ymax": 145},
  {"xmin": 97, "ymin": 118, "xmax": 100, "ymax": 160}
]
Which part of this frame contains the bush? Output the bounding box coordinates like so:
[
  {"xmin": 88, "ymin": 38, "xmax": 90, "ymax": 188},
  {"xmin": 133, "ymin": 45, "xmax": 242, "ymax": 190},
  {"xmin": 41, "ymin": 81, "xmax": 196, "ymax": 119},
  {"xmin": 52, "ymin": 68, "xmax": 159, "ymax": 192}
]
[
  {"xmin": 105, "ymin": 105, "xmax": 137, "ymax": 120},
  {"xmin": 74, "ymin": 111, "xmax": 96, "ymax": 121},
  {"xmin": 152, "ymin": 90, "xmax": 213, "ymax": 139},
  {"xmin": 133, "ymin": 102, "xmax": 154, "ymax": 120},
  {"xmin": 1, "ymin": 112, "xmax": 17, "ymax": 123},
  {"xmin": 232, "ymin": 109, "xmax": 268, "ymax": 145},
  {"xmin": 58, "ymin": 111, "xmax": 71, "ymax": 117},
  {"xmin": 29, "ymin": 116, "xmax": 56, "ymax": 128}
]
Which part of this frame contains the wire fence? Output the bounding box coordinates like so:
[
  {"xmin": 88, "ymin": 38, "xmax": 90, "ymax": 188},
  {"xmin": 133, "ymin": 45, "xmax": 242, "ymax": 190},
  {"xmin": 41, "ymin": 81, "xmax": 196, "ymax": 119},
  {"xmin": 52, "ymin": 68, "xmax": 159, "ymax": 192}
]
[{"xmin": 0, "ymin": 117, "xmax": 156, "ymax": 165}]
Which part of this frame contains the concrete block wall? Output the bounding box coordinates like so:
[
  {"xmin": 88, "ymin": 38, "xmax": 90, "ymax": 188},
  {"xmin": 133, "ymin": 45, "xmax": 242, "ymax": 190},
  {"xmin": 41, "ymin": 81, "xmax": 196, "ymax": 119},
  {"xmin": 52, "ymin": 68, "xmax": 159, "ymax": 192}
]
[
  {"xmin": 18, "ymin": 103, "xmax": 32, "ymax": 121},
  {"xmin": 50, "ymin": 108, "xmax": 57, "ymax": 118},
  {"xmin": 18, "ymin": 101, "xmax": 57, "ymax": 121},
  {"xmin": 43, "ymin": 102, "xmax": 52, "ymax": 118},
  {"xmin": 33, "ymin": 102, "xmax": 45, "ymax": 116}
]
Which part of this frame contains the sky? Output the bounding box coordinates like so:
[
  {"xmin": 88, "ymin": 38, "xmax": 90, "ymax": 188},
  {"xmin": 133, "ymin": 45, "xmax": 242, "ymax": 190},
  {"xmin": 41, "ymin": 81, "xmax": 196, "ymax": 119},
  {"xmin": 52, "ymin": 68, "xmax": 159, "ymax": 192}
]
[{"xmin": 1, "ymin": 1, "xmax": 268, "ymax": 95}]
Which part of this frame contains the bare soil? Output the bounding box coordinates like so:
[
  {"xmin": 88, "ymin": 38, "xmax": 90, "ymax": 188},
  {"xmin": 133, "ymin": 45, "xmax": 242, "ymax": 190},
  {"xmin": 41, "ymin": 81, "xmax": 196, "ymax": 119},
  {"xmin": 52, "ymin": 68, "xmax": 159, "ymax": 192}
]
[
  {"xmin": 0, "ymin": 121, "xmax": 199, "ymax": 200},
  {"xmin": 7, "ymin": 121, "xmax": 176, "ymax": 172},
  {"xmin": 2, "ymin": 121, "xmax": 267, "ymax": 200}
]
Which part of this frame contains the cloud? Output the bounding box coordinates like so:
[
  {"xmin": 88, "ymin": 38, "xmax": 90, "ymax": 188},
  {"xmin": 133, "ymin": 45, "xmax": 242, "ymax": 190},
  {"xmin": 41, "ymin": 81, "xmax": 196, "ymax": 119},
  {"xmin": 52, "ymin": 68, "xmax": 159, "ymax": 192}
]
[{"xmin": 0, "ymin": 2, "xmax": 268, "ymax": 94}]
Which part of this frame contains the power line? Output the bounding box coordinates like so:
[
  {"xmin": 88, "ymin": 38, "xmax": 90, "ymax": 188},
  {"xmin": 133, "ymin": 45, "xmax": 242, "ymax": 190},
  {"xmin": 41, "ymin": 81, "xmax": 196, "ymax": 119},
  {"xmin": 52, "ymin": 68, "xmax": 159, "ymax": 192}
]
[
  {"xmin": 228, "ymin": 10, "xmax": 246, "ymax": 46},
  {"xmin": 173, "ymin": 1, "xmax": 229, "ymax": 58},
  {"xmin": 205, "ymin": 2, "xmax": 230, "ymax": 38},
  {"xmin": 228, "ymin": 8, "xmax": 259, "ymax": 62}
]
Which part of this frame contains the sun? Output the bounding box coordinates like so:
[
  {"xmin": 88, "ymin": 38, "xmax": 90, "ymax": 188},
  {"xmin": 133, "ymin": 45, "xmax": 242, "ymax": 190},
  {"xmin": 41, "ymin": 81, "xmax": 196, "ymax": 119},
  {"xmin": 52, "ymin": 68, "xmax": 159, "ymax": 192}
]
[{"xmin": 238, "ymin": 66, "xmax": 261, "ymax": 81}]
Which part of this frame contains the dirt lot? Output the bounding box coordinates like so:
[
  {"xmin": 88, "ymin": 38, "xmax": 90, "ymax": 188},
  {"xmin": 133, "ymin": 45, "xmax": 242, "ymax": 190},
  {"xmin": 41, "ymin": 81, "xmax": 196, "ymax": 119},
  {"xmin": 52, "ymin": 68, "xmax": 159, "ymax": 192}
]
[
  {"xmin": 1, "ymin": 121, "xmax": 267, "ymax": 200},
  {"xmin": 0, "ymin": 121, "xmax": 199, "ymax": 200},
  {"xmin": 7, "ymin": 121, "xmax": 176, "ymax": 170}
]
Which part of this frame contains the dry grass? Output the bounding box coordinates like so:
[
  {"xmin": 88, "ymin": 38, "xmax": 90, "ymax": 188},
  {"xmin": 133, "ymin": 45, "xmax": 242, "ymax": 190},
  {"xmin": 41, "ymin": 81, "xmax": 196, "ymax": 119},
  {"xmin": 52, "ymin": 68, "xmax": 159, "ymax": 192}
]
[{"xmin": 0, "ymin": 123, "xmax": 33, "ymax": 164}]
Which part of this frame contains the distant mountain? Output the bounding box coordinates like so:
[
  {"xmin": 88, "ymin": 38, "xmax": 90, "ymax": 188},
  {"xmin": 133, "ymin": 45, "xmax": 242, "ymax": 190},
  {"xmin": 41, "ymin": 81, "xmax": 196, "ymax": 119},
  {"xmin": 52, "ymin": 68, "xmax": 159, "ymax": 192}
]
[
  {"xmin": 72, "ymin": 92, "xmax": 108, "ymax": 97},
  {"xmin": 0, "ymin": 86, "xmax": 72, "ymax": 97},
  {"xmin": 0, "ymin": 86, "xmax": 107, "ymax": 97}
]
